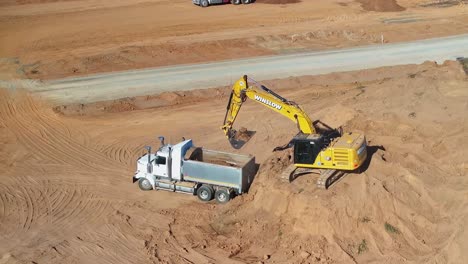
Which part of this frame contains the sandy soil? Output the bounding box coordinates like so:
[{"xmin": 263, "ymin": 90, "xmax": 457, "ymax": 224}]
[
  {"xmin": 0, "ymin": 0, "xmax": 467, "ymax": 80},
  {"xmin": 1, "ymin": 61, "xmax": 467, "ymax": 263}
]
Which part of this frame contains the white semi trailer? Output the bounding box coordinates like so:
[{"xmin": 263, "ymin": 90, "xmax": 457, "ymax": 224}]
[{"xmin": 133, "ymin": 137, "xmax": 256, "ymax": 203}]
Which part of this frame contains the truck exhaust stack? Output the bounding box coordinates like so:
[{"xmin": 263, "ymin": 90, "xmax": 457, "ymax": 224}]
[
  {"xmin": 159, "ymin": 136, "xmax": 165, "ymax": 147},
  {"xmin": 144, "ymin": 146, "xmax": 152, "ymax": 174}
]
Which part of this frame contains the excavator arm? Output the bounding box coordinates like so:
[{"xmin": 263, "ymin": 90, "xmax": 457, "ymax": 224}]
[{"xmin": 222, "ymin": 75, "xmax": 316, "ymax": 148}]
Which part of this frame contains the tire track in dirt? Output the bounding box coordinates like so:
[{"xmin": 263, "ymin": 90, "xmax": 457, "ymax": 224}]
[
  {"xmin": 97, "ymin": 141, "xmax": 133, "ymax": 165},
  {"xmin": 0, "ymin": 94, "xmax": 82, "ymax": 166},
  {"xmin": 0, "ymin": 90, "xmax": 129, "ymax": 176},
  {"xmin": 67, "ymin": 218, "xmax": 148, "ymax": 264},
  {"xmin": 0, "ymin": 184, "xmax": 24, "ymax": 239},
  {"xmin": 0, "ymin": 90, "xmax": 122, "ymax": 256},
  {"xmin": 20, "ymin": 186, "xmax": 35, "ymax": 231},
  {"xmin": 94, "ymin": 140, "xmax": 149, "ymax": 168},
  {"xmin": 0, "ymin": 179, "xmax": 112, "ymax": 243}
]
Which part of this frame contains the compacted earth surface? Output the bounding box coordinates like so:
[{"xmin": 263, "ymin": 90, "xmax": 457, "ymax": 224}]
[
  {"xmin": 1, "ymin": 0, "xmax": 468, "ymax": 263},
  {"xmin": 1, "ymin": 61, "xmax": 467, "ymax": 263},
  {"xmin": 0, "ymin": 0, "xmax": 467, "ymax": 79}
]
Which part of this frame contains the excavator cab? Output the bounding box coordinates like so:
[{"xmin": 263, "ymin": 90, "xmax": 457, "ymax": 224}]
[{"xmin": 294, "ymin": 136, "xmax": 323, "ymax": 165}]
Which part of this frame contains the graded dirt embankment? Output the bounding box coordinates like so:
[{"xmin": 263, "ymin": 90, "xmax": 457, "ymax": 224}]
[
  {"xmin": 1, "ymin": 61, "xmax": 467, "ymax": 263},
  {"xmin": 356, "ymin": 0, "xmax": 405, "ymax": 12},
  {"xmin": 1, "ymin": 0, "xmax": 467, "ymax": 80}
]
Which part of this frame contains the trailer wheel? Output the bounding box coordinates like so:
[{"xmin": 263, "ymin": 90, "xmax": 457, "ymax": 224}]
[
  {"xmin": 138, "ymin": 178, "xmax": 153, "ymax": 191},
  {"xmin": 201, "ymin": 0, "xmax": 209, "ymax": 7},
  {"xmin": 215, "ymin": 189, "xmax": 231, "ymax": 204},
  {"xmin": 197, "ymin": 185, "xmax": 214, "ymax": 201}
]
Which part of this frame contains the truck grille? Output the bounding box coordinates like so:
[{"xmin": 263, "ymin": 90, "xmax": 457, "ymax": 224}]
[{"xmin": 333, "ymin": 149, "xmax": 349, "ymax": 166}]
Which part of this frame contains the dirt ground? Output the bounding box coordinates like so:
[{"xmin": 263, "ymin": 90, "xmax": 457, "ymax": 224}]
[
  {"xmin": 0, "ymin": 0, "xmax": 467, "ymax": 80},
  {"xmin": 1, "ymin": 61, "xmax": 467, "ymax": 263}
]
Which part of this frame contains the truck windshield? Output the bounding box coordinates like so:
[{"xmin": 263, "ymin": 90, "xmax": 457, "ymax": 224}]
[{"xmin": 156, "ymin": 156, "xmax": 166, "ymax": 165}]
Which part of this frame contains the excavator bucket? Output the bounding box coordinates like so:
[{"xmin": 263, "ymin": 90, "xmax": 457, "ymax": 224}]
[{"xmin": 228, "ymin": 128, "xmax": 255, "ymax": 149}]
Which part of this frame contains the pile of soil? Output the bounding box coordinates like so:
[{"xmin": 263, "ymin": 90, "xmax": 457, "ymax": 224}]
[
  {"xmin": 1, "ymin": 61, "xmax": 468, "ymax": 263},
  {"xmin": 356, "ymin": 0, "xmax": 405, "ymax": 12},
  {"xmin": 198, "ymin": 60, "xmax": 468, "ymax": 262},
  {"xmin": 53, "ymin": 87, "xmax": 230, "ymax": 116}
]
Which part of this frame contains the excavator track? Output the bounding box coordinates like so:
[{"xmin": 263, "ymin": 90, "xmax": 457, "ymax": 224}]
[
  {"xmin": 316, "ymin": 170, "xmax": 346, "ymax": 189},
  {"xmin": 280, "ymin": 165, "xmax": 346, "ymax": 189},
  {"xmin": 280, "ymin": 164, "xmax": 297, "ymax": 183},
  {"xmin": 280, "ymin": 164, "xmax": 317, "ymax": 183}
]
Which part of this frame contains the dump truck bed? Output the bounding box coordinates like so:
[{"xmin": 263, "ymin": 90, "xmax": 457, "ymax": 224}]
[{"xmin": 182, "ymin": 148, "xmax": 256, "ymax": 194}]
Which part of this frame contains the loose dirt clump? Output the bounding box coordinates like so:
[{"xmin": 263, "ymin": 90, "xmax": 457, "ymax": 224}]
[
  {"xmin": 233, "ymin": 127, "xmax": 254, "ymax": 142},
  {"xmin": 356, "ymin": 0, "xmax": 405, "ymax": 12}
]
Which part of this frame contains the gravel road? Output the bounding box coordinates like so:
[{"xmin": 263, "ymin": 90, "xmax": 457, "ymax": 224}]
[{"xmin": 9, "ymin": 34, "xmax": 468, "ymax": 104}]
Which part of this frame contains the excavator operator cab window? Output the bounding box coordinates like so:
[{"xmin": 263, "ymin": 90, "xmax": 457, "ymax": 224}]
[
  {"xmin": 294, "ymin": 138, "xmax": 322, "ymax": 165},
  {"xmin": 155, "ymin": 156, "xmax": 167, "ymax": 165}
]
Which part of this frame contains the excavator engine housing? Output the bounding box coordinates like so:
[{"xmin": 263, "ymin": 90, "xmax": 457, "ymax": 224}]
[{"xmin": 294, "ymin": 133, "xmax": 367, "ymax": 171}]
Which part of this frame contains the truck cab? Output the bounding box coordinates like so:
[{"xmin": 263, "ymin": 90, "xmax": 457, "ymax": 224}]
[
  {"xmin": 135, "ymin": 139, "xmax": 194, "ymax": 182},
  {"xmin": 152, "ymin": 148, "xmax": 169, "ymax": 177}
]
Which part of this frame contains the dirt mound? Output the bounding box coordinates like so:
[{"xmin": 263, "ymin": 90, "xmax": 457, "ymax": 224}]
[
  {"xmin": 1, "ymin": 62, "xmax": 468, "ymax": 263},
  {"xmin": 356, "ymin": 0, "xmax": 405, "ymax": 12},
  {"xmin": 257, "ymin": 0, "xmax": 301, "ymax": 4},
  {"xmin": 186, "ymin": 61, "xmax": 468, "ymax": 262},
  {"xmin": 54, "ymin": 87, "xmax": 229, "ymax": 116},
  {"xmin": 15, "ymin": 0, "xmax": 78, "ymax": 4}
]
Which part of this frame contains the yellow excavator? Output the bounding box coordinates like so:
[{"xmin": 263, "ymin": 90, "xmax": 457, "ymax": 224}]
[{"xmin": 221, "ymin": 75, "xmax": 368, "ymax": 188}]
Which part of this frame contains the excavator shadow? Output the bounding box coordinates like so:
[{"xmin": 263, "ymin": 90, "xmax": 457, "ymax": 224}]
[{"xmin": 356, "ymin": 144, "xmax": 386, "ymax": 174}]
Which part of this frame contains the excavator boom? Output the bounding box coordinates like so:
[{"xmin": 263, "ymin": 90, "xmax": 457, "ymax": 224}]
[{"xmin": 222, "ymin": 75, "xmax": 315, "ymax": 148}]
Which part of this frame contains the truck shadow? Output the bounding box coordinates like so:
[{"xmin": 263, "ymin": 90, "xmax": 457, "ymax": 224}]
[{"xmin": 245, "ymin": 163, "xmax": 260, "ymax": 193}]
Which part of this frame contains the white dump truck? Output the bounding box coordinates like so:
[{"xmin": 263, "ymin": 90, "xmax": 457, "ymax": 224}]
[
  {"xmin": 192, "ymin": 0, "xmax": 251, "ymax": 8},
  {"xmin": 133, "ymin": 137, "xmax": 256, "ymax": 203}
]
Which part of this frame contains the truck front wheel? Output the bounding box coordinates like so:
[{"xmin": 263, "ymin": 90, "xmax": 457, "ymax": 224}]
[
  {"xmin": 197, "ymin": 185, "xmax": 214, "ymax": 201},
  {"xmin": 138, "ymin": 178, "xmax": 153, "ymax": 191},
  {"xmin": 215, "ymin": 189, "xmax": 231, "ymax": 204}
]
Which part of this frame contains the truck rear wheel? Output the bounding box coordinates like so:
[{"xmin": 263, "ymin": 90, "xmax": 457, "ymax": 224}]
[
  {"xmin": 241, "ymin": 0, "xmax": 250, "ymax": 4},
  {"xmin": 138, "ymin": 178, "xmax": 153, "ymax": 191},
  {"xmin": 197, "ymin": 185, "xmax": 214, "ymax": 201},
  {"xmin": 231, "ymin": 0, "xmax": 241, "ymax": 5},
  {"xmin": 201, "ymin": 0, "xmax": 209, "ymax": 7},
  {"xmin": 215, "ymin": 189, "xmax": 231, "ymax": 204}
]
